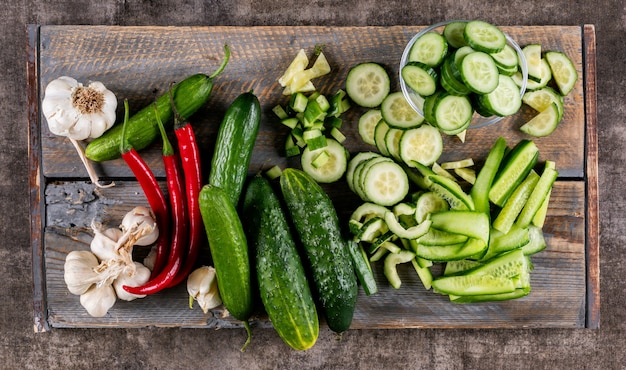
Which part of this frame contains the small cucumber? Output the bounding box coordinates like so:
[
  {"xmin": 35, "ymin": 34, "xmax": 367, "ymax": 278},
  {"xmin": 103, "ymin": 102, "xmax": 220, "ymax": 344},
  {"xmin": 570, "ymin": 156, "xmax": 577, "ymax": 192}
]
[
  {"xmin": 242, "ymin": 176, "xmax": 319, "ymax": 351},
  {"xmin": 280, "ymin": 168, "xmax": 358, "ymax": 333},
  {"xmin": 198, "ymin": 185, "xmax": 253, "ymax": 346},
  {"xmin": 209, "ymin": 91, "xmax": 261, "ymax": 206},
  {"xmin": 86, "ymin": 46, "xmax": 230, "ymax": 161}
]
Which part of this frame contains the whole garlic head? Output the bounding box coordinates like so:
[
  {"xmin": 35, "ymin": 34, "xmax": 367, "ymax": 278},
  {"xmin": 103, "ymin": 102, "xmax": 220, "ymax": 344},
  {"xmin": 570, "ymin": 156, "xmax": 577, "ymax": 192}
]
[{"xmin": 42, "ymin": 76, "xmax": 117, "ymax": 141}]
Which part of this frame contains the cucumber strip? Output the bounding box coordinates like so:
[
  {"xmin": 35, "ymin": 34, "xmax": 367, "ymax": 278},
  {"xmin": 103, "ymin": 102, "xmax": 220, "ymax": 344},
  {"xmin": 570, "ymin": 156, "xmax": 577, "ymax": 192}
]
[
  {"xmin": 408, "ymin": 31, "xmax": 448, "ymax": 67},
  {"xmin": 480, "ymin": 225, "xmax": 530, "ymax": 261},
  {"xmin": 463, "ymin": 20, "xmax": 506, "ymax": 53},
  {"xmin": 381, "ymin": 91, "xmax": 424, "ymax": 129},
  {"xmin": 470, "ymin": 136, "xmax": 507, "ymax": 214},
  {"xmin": 411, "ymin": 258, "xmax": 433, "ymax": 290},
  {"xmin": 384, "ymin": 211, "xmax": 432, "ymax": 240},
  {"xmin": 426, "ymin": 174, "xmax": 475, "ymax": 211},
  {"xmin": 489, "ymin": 139, "xmax": 539, "ymax": 207},
  {"xmin": 384, "ymin": 250, "xmax": 418, "ymax": 289},
  {"xmin": 358, "ymin": 110, "xmax": 382, "ymax": 146},
  {"xmin": 346, "ymin": 240, "xmax": 378, "ymax": 295},
  {"xmin": 545, "ymin": 51, "xmax": 578, "ymax": 96},
  {"xmin": 443, "ymin": 259, "xmax": 484, "ymax": 276},
  {"xmin": 441, "ymin": 158, "xmax": 474, "ymax": 169},
  {"xmin": 516, "ymin": 166, "xmax": 559, "ymax": 228},
  {"xmin": 531, "ymin": 160, "xmax": 556, "ymax": 227},
  {"xmin": 492, "ymin": 170, "xmax": 540, "ymax": 234},
  {"xmin": 411, "ymin": 241, "xmax": 466, "ymax": 262},
  {"xmin": 432, "ymin": 273, "xmax": 516, "ymax": 296},
  {"xmin": 345, "ymin": 62, "xmax": 391, "ymax": 108},
  {"xmin": 399, "ymin": 124, "xmax": 443, "ymax": 167},
  {"xmin": 417, "ymin": 227, "xmax": 468, "ymax": 246},
  {"xmin": 522, "ymin": 225, "xmax": 547, "ymax": 255},
  {"xmin": 428, "ymin": 210, "xmax": 490, "ymax": 244},
  {"xmin": 449, "ymin": 287, "xmax": 530, "ymax": 303}
]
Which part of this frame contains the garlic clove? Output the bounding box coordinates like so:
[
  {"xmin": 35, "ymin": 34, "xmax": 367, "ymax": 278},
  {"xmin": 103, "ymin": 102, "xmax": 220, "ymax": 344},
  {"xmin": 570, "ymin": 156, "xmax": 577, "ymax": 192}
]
[
  {"xmin": 64, "ymin": 250, "xmax": 101, "ymax": 295},
  {"xmin": 80, "ymin": 283, "xmax": 117, "ymax": 317},
  {"xmin": 90, "ymin": 225, "xmax": 123, "ymax": 262},
  {"xmin": 187, "ymin": 266, "xmax": 222, "ymax": 314},
  {"xmin": 120, "ymin": 206, "xmax": 159, "ymax": 247},
  {"xmin": 113, "ymin": 262, "xmax": 151, "ymax": 301}
]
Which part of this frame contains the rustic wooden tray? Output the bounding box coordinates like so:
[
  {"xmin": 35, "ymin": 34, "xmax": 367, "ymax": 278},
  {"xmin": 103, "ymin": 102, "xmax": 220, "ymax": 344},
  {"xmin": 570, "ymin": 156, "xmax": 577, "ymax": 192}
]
[{"xmin": 27, "ymin": 24, "xmax": 599, "ymax": 332}]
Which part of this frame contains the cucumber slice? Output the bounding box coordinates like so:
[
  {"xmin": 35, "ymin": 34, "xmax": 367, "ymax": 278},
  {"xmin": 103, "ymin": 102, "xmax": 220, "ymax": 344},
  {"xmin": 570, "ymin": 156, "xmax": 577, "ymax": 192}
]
[
  {"xmin": 346, "ymin": 62, "xmax": 391, "ymax": 108},
  {"xmin": 444, "ymin": 259, "xmax": 484, "ymax": 275},
  {"xmin": 384, "ymin": 211, "xmax": 431, "ymax": 240},
  {"xmin": 414, "ymin": 191, "xmax": 449, "ymax": 223},
  {"xmin": 300, "ymin": 138, "xmax": 348, "ymax": 183},
  {"xmin": 408, "ymin": 31, "xmax": 448, "ymax": 67},
  {"xmin": 346, "ymin": 152, "xmax": 380, "ymax": 193},
  {"xmin": 478, "ymin": 74, "xmax": 522, "ymax": 117},
  {"xmin": 354, "ymin": 156, "xmax": 394, "ymax": 201},
  {"xmin": 513, "ymin": 58, "xmax": 551, "ymax": 91},
  {"xmin": 346, "ymin": 239, "xmax": 378, "ymax": 295},
  {"xmin": 443, "ymin": 21, "xmax": 468, "ymax": 49},
  {"xmin": 432, "ymin": 93, "xmax": 473, "ymax": 134},
  {"xmin": 520, "ymin": 102, "xmax": 561, "ymax": 137},
  {"xmin": 401, "ymin": 62, "xmax": 439, "ymax": 97},
  {"xmin": 463, "ymin": 20, "xmax": 506, "ymax": 53},
  {"xmin": 426, "ymin": 174, "xmax": 475, "ymax": 211},
  {"xmin": 522, "ymin": 86, "xmax": 564, "ymax": 119},
  {"xmin": 521, "ymin": 44, "xmax": 543, "ymax": 83},
  {"xmin": 358, "ymin": 110, "xmax": 382, "ymax": 146},
  {"xmin": 384, "ymin": 127, "xmax": 405, "ymax": 161},
  {"xmin": 489, "ymin": 139, "xmax": 539, "ymax": 207},
  {"xmin": 522, "ymin": 225, "xmax": 547, "ymax": 255},
  {"xmin": 350, "ymin": 201, "xmax": 390, "ymax": 222},
  {"xmin": 428, "ymin": 210, "xmax": 490, "ymax": 244},
  {"xmin": 373, "ymin": 119, "xmax": 391, "ymax": 156},
  {"xmin": 411, "ymin": 258, "xmax": 433, "ymax": 290},
  {"xmin": 384, "ymin": 250, "xmax": 417, "ymax": 289},
  {"xmin": 545, "ymin": 51, "xmax": 578, "ymax": 96},
  {"xmin": 412, "ymin": 242, "xmax": 465, "ymax": 262},
  {"xmin": 381, "ymin": 91, "xmax": 424, "ymax": 129},
  {"xmin": 490, "ymin": 43, "xmax": 519, "ymax": 70},
  {"xmin": 361, "ymin": 160, "xmax": 410, "ymax": 206},
  {"xmin": 417, "ymin": 227, "xmax": 468, "ymax": 246},
  {"xmin": 398, "ymin": 125, "xmax": 443, "ymax": 167},
  {"xmin": 459, "ymin": 51, "xmax": 500, "ymax": 94}
]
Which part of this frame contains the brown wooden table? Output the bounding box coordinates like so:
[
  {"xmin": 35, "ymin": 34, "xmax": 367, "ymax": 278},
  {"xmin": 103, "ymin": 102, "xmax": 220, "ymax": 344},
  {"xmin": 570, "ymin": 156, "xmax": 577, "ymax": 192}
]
[{"xmin": 28, "ymin": 24, "xmax": 598, "ymax": 332}]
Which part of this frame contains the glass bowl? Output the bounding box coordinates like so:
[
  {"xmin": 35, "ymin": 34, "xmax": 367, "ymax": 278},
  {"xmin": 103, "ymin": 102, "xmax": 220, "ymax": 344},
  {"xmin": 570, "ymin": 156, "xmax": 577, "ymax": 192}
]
[{"xmin": 399, "ymin": 20, "xmax": 528, "ymax": 129}]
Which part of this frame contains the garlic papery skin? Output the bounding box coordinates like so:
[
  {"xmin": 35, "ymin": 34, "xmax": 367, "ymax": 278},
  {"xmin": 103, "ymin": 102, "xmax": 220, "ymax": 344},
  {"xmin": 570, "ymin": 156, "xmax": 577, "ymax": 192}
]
[
  {"xmin": 64, "ymin": 250, "xmax": 102, "ymax": 295},
  {"xmin": 90, "ymin": 223, "xmax": 124, "ymax": 262},
  {"xmin": 113, "ymin": 262, "xmax": 151, "ymax": 301},
  {"xmin": 120, "ymin": 206, "xmax": 159, "ymax": 247},
  {"xmin": 42, "ymin": 76, "xmax": 117, "ymax": 141},
  {"xmin": 187, "ymin": 266, "xmax": 222, "ymax": 314},
  {"xmin": 80, "ymin": 283, "xmax": 117, "ymax": 318}
]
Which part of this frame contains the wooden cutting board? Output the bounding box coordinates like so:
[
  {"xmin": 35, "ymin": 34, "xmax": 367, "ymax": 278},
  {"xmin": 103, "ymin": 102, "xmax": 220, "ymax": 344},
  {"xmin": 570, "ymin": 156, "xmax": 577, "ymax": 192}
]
[{"xmin": 27, "ymin": 24, "xmax": 599, "ymax": 332}]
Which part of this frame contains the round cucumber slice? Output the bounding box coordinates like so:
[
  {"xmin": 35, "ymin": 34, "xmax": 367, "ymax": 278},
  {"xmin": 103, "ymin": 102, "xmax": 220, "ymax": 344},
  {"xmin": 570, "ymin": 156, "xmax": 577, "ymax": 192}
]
[
  {"xmin": 408, "ymin": 32, "xmax": 448, "ymax": 67},
  {"xmin": 361, "ymin": 160, "xmax": 409, "ymax": 206},
  {"xmin": 381, "ymin": 91, "xmax": 424, "ymax": 129},
  {"xmin": 459, "ymin": 51, "xmax": 500, "ymax": 94},
  {"xmin": 358, "ymin": 109, "xmax": 382, "ymax": 146},
  {"xmin": 432, "ymin": 93, "xmax": 473, "ymax": 134},
  {"xmin": 345, "ymin": 62, "xmax": 391, "ymax": 108},
  {"xmin": 443, "ymin": 21, "xmax": 468, "ymax": 49},
  {"xmin": 401, "ymin": 62, "xmax": 438, "ymax": 97},
  {"xmin": 479, "ymin": 74, "xmax": 522, "ymax": 117},
  {"xmin": 300, "ymin": 138, "xmax": 348, "ymax": 183},
  {"xmin": 399, "ymin": 124, "xmax": 443, "ymax": 167},
  {"xmin": 463, "ymin": 20, "xmax": 506, "ymax": 54}
]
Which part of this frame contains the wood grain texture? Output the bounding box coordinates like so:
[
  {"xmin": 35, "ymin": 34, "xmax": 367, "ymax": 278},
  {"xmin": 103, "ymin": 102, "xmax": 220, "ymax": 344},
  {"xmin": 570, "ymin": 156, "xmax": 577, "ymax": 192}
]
[{"xmin": 29, "ymin": 25, "xmax": 597, "ymax": 329}]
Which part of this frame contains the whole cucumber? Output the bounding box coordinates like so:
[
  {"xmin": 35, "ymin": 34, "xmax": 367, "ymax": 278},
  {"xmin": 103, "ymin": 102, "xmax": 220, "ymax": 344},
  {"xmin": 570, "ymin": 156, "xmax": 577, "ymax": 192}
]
[
  {"xmin": 209, "ymin": 91, "xmax": 261, "ymax": 206},
  {"xmin": 242, "ymin": 176, "xmax": 319, "ymax": 350},
  {"xmin": 280, "ymin": 168, "xmax": 358, "ymax": 333}
]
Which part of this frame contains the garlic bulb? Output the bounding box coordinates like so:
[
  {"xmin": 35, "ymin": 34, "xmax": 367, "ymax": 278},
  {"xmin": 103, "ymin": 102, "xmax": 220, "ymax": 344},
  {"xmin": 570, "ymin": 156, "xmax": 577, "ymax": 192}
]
[
  {"xmin": 80, "ymin": 283, "xmax": 117, "ymax": 318},
  {"xmin": 113, "ymin": 262, "xmax": 151, "ymax": 301},
  {"xmin": 41, "ymin": 76, "xmax": 117, "ymax": 188},
  {"xmin": 42, "ymin": 76, "xmax": 117, "ymax": 140},
  {"xmin": 120, "ymin": 206, "xmax": 159, "ymax": 247},
  {"xmin": 187, "ymin": 266, "xmax": 222, "ymax": 314},
  {"xmin": 64, "ymin": 250, "xmax": 102, "ymax": 295}
]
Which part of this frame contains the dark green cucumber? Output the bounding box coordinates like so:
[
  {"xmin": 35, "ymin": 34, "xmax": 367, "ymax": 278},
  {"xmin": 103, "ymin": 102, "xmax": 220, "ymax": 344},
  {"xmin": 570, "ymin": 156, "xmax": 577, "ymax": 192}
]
[
  {"xmin": 242, "ymin": 176, "xmax": 319, "ymax": 351},
  {"xmin": 209, "ymin": 91, "xmax": 261, "ymax": 206},
  {"xmin": 198, "ymin": 185, "xmax": 253, "ymax": 342},
  {"xmin": 280, "ymin": 168, "xmax": 358, "ymax": 333},
  {"xmin": 85, "ymin": 46, "xmax": 230, "ymax": 161}
]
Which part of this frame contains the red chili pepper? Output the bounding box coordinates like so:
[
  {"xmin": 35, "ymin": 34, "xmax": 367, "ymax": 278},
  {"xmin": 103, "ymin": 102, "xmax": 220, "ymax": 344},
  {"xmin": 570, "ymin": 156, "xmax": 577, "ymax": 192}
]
[
  {"xmin": 118, "ymin": 100, "xmax": 170, "ymax": 278},
  {"xmin": 123, "ymin": 103, "xmax": 189, "ymax": 295},
  {"xmin": 165, "ymin": 92, "xmax": 205, "ymax": 288}
]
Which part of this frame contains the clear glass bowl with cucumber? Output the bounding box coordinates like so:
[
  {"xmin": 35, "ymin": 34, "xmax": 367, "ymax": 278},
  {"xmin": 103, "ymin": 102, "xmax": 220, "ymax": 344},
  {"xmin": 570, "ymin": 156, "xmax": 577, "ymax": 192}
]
[{"xmin": 399, "ymin": 20, "xmax": 528, "ymax": 130}]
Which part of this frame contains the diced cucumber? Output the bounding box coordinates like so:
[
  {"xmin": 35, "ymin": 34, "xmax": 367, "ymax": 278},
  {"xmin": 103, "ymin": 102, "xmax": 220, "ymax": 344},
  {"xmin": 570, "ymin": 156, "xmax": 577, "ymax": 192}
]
[
  {"xmin": 489, "ymin": 139, "xmax": 539, "ymax": 207},
  {"xmin": 441, "ymin": 158, "xmax": 474, "ymax": 169},
  {"xmin": 408, "ymin": 31, "xmax": 448, "ymax": 67},
  {"xmin": 300, "ymin": 138, "xmax": 348, "ymax": 183},
  {"xmin": 459, "ymin": 51, "xmax": 500, "ymax": 94},
  {"xmin": 478, "ymin": 74, "xmax": 522, "ymax": 117},
  {"xmin": 428, "ymin": 210, "xmax": 490, "ymax": 244},
  {"xmin": 399, "ymin": 124, "xmax": 443, "ymax": 167},
  {"xmin": 545, "ymin": 51, "xmax": 578, "ymax": 96},
  {"xmin": 401, "ymin": 62, "xmax": 439, "ymax": 97},
  {"xmin": 463, "ymin": 20, "xmax": 506, "ymax": 53},
  {"xmin": 360, "ymin": 160, "xmax": 410, "ymax": 206},
  {"xmin": 346, "ymin": 62, "xmax": 391, "ymax": 108},
  {"xmin": 520, "ymin": 102, "xmax": 561, "ymax": 137},
  {"xmin": 443, "ymin": 21, "xmax": 468, "ymax": 49},
  {"xmin": 521, "ymin": 44, "xmax": 543, "ymax": 83},
  {"xmin": 358, "ymin": 110, "xmax": 382, "ymax": 146},
  {"xmin": 381, "ymin": 91, "xmax": 424, "ymax": 129}
]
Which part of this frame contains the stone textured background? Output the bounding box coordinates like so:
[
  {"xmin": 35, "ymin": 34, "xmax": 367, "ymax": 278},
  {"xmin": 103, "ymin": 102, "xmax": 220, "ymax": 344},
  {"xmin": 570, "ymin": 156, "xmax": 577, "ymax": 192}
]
[{"xmin": 3, "ymin": 1, "xmax": 624, "ymax": 368}]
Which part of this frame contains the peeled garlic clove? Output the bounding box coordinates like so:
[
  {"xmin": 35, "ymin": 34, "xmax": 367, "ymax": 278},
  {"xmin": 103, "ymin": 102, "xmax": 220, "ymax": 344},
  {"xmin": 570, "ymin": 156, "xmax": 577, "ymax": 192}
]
[
  {"xmin": 64, "ymin": 250, "xmax": 101, "ymax": 295},
  {"xmin": 80, "ymin": 283, "xmax": 116, "ymax": 317},
  {"xmin": 187, "ymin": 266, "xmax": 222, "ymax": 314},
  {"xmin": 113, "ymin": 262, "xmax": 151, "ymax": 301},
  {"xmin": 121, "ymin": 206, "xmax": 159, "ymax": 246}
]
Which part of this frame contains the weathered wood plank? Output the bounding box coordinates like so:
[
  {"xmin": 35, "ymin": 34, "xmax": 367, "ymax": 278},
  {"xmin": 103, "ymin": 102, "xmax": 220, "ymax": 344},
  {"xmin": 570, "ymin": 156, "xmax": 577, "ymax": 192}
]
[
  {"xmin": 38, "ymin": 25, "xmax": 585, "ymax": 180},
  {"xmin": 42, "ymin": 181, "xmax": 585, "ymax": 329}
]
